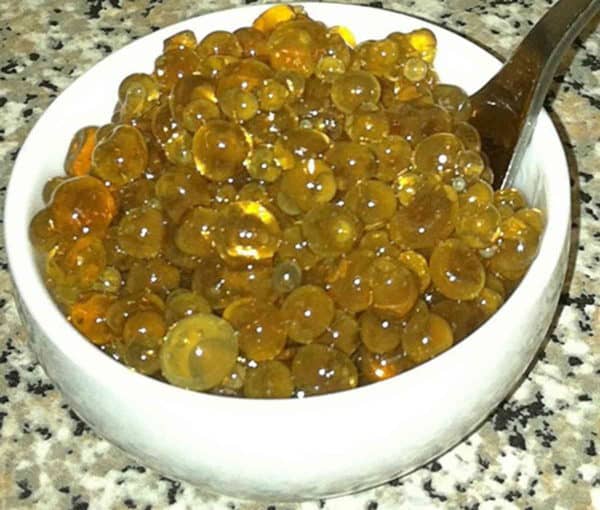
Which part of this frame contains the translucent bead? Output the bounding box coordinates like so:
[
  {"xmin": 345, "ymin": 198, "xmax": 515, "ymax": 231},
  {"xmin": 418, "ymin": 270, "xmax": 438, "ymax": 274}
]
[
  {"xmin": 163, "ymin": 30, "xmax": 197, "ymax": 52},
  {"xmin": 165, "ymin": 289, "xmax": 212, "ymax": 324},
  {"xmin": 403, "ymin": 57, "xmax": 429, "ymax": 83},
  {"xmin": 358, "ymin": 39, "xmax": 400, "ymax": 76},
  {"xmin": 244, "ymin": 107, "xmax": 298, "ymax": 145},
  {"xmin": 457, "ymin": 150, "xmax": 485, "ymax": 181},
  {"xmin": 155, "ymin": 170, "xmax": 211, "ymax": 223},
  {"xmin": 316, "ymin": 56, "xmax": 346, "ymax": 82},
  {"xmin": 459, "ymin": 180, "xmax": 494, "ymax": 208},
  {"xmin": 345, "ymin": 179, "xmax": 397, "ymax": 228},
  {"xmin": 302, "ymin": 203, "xmax": 362, "ymax": 257},
  {"xmin": 345, "ymin": 109, "xmax": 389, "ymax": 143},
  {"xmin": 272, "ymin": 260, "xmax": 302, "ymax": 294},
  {"xmin": 253, "ymin": 80, "xmax": 286, "ymax": 112},
  {"xmin": 399, "ymin": 250, "xmax": 431, "ymax": 292},
  {"xmin": 235, "ymin": 27, "xmax": 270, "ymax": 60},
  {"xmin": 153, "ymin": 48, "xmax": 201, "ymax": 91},
  {"xmin": 494, "ymin": 188, "xmax": 527, "ymax": 212},
  {"xmin": 192, "ymin": 120, "xmax": 251, "ymax": 182},
  {"xmin": 169, "ymin": 75, "xmax": 216, "ymax": 120},
  {"xmin": 292, "ymin": 344, "xmax": 357, "ymax": 396},
  {"xmin": 316, "ymin": 311, "xmax": 360, "ymax": 355},
  {"xmin": 125, "ymin": 259, "xmax": 181, "ymax": 296},
  {"xmin": 328, "ymin": 250, "xmax": 374, "ymax": 313},
  {"xmin": 280, "ymin": 159, "xmax": 337, "ymax": 211},
  {"xmin": 117, "ymin": 207, "xmax": 165, "ymax": 259},
  {"xmin": 431, "ymin": 299, "xmax": 484, "ymax": 341},
  {"xmin": 413, "ymin": 132, "xmax": 464, "ymax": 175},
  {"xmin": 106, "ymin": 291, "xmax": 165, "ymax": 334},
  {"xmin": 429, "ymin": 238, "xmax": 485, "ymax": 300},
  {"xmin": 213, "ymin": 201, "xmax": 281, "ymax": 263},
  {"xmin": 244, "ymin": 145, "xmax": 282, "ymax": 182},
  {"xmin": 274, "ymin": 70, "xmax": 306, "ymax": 99},
  {"xmin": 369, "ymin": 256, "xmax": 419, "ymax": 318},
  {"xmin": 50, "ymin": 176, "xmax": 116, "ymax": 238},
  {"xmin": 355, "ymin": 344, "xmax": 414, "ymax": 383},
  {"xmin": 330, "ymin": 70, "xmax": 381, "ymax": 113},
  {"xmin": 359, "ymin": 310, "xmax": 403, "ymax": 354},
  {"xmin": 70, "ymin": 293, "xmax": 116, "ymax": 346},
  {"xmin": 163, "ymin": 129, "xmax": 194, "ymax": 167},
  {"xmin": 198, "ymin": 55, "xmax": 240, "ymax": 81},
  {"xmin": 46, "ymin": 237, "xmax": 107, "ymax": 305},
  {"xmin": 181, "ymin": 99, "xmax": 220, "ymax": 132},
  {"xmin": 329, "ymin": 25, "xmax": 356, "ymax": 49},
  {"xmin": 455, "ymin": 202, "xmax": 501, "ymax": 249},
  {"xmin": 244, "ymin": 361, "xmax": 294, "ymax": 398},
  {"xmin": 65, "ymin": 126, "xmax": 97, "ymax": 177},
  {"xmin": 223, "ymin": 298, "xmax": 287, "ymax": 361},
  {"xmin": 432, "ymin": 84, "xmax": 472, "ymax": 121},
  {"xmin": 175, "ymin": 207, "xmax": 218, "ymax": 257},
  {"xmin": 282, "ymin": 285, "xmax": 334, "ymax": 343},
  {"xmin": 407, "ymin": 29, "xmax": 437, "ymax": 63},
  {"xmin": 279, "ymin": 127, "xmax": 332, "ymax": 161},
  {"xmin": 218, "ymin": 89, "xmax": 259, "ymax": 121},
  {"xmin": 121, "ymin": 309, "xmax": 166, "ymax": 374},
  {"xmin": 268, "ymin": 25, "xmax": 319, "ymax": 77},
  {"xmin": 118, "ymin": 73, "xmax": 160, "ymax": 121},
  {"xmin": 325, "ymin": 142, "xmax": 376, "ymax": 191},
  {"xmin": 196, "ymin": 31, "xmax": 243, "ymax": 59},
  {"xmin": 29, "ymin": 208, "xmax": 62, "ymax": 253},
  {"xmin": 389, "ymin": 173, "xmax": 458, "ymax": 249},
  {"xmin": 514, "ymin": 208, "xmax": 544, "ymax": 233},
  {"xmin": 387, "ymin": 103, "xmax": 451, "ymax": 146},
  {"xmin": 91, "ymin": 125, "xmax": 148, "ymax": 186},
  {"xmin": 278, "ymin": 225, "xmax": 320, "ymax": 271},
  {"xmin": 359, "ymin": 230, "xmax": 399, "ymax": 258},
  {"xmin": 453, "ymin": 121, "xmax": 481, "ymax": 151},
  {"xmin": 160, "ymin": 313, "xmax": 238, "ymax": 391},
  {"xmin": 475, "ymin": 287, "xmax": 504, "ymax": 318},
  {"xmin": 489, "ymin": 216, "xmax": 540, "ymax": 280},
  {"xmin": 372, "ymin": 135, "xmax": 412, "ymax": 182},
  {"xmin": 238, "ymin": 182, "xmax": 270, "ymax": 203},
  {"xmin": 253, "ymin": 4, "xmax": 297, "ymax": 33},
  {"xmin": 403, "ymin": 312, "xmax": 453, "ymax": 364},
  {"xmin": 92, "ymin": 266, "xmax": 122, "ymax": 294}
]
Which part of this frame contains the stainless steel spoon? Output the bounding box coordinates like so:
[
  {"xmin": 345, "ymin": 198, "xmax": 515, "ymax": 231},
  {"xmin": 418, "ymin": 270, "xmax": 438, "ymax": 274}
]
[{"xmin": 469, "ymin": 0, "xmax": 599, "ymax": 189}]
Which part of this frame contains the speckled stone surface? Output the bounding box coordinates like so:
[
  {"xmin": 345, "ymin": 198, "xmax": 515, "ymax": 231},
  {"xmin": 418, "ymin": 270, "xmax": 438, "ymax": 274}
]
[{"xmin": 0, "ymin": 0, "xmax": 599, "ymax": 508}]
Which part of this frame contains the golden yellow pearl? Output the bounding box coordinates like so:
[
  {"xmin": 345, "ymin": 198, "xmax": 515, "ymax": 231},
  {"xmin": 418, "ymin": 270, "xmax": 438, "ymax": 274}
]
[
  {"xmin": 280, "ymin": 159, "xmax": 337, "ymax": 212},
  {"xmin": 192, "ymin": 120, "xmax": 251, "ymax": 182},
  {"xmin": 359, "ymin": 310, "xmax": 403, "ymax": 354},
  {"xmin": 316, "ymin": 311, "xmax": 360, "ymax": 355},
  {"xmin": 223, "ymin": 298, "xmax": 287, "ymax": 361},
  {"xmin": 302, "ymin": 203, "xmax": 362, "ymax": 257},
  {"xmin": 403, "ymin": 313, "xmax": 453, "ymax": 364},
  {"xmin": 160, "ymin": 313, "xmax": 238, "ymax": 391},
  {"xmin": 281, "ymin": 285, "xmax": 335, "ymax": 343},
  {"xmin": 369, "ymin": 256, "xmax": 419, "ymax": 319},
  {"xmin": 330, "ymin": 71, "xmax": 381, "ymax": 113},
  {"xmin": 213, "ymin": 201, "xmax": 281, "ymax": 263},
  {"xmin": 244, "ymin": 361, "xmax": 294, "ymax": 398},
  {"xmin": 291, "ymin": 344, "xmax": 358, "ymax": 396},
  {"xmin": 429, "ymin": 238, "xmax": 485, "ymax": 300},
  {"xmin": 345, "ymin": 179, "xmax": 397, "ymax": 228}
]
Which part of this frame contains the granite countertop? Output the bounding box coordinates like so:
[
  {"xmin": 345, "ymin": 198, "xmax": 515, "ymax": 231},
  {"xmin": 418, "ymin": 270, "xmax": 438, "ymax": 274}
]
[{"xmin": 1, "ymin": 0, "xmax": 599, "ymax": 508}]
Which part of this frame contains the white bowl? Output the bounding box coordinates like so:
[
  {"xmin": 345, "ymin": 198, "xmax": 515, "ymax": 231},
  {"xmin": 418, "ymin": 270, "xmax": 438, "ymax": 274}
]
[{"xmin": 4, "ymin": 2, "xmax": 571, "ymax": 502}]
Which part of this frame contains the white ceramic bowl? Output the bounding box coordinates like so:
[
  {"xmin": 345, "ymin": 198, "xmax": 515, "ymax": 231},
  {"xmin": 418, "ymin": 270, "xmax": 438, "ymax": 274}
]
[{"xmin": 4, "ymin": 3, "xmax": 571, "ymax": 502}]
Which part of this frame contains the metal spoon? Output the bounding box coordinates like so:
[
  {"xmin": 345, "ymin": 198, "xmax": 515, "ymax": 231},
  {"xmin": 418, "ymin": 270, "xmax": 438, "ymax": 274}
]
[{"xmin": 469, "ymin": 0, "xmax": 599, "ymax": 189}]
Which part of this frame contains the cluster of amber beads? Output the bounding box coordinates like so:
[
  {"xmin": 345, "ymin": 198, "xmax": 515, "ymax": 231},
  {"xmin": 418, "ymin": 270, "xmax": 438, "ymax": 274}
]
[{"xmin": 29, "ymin": 5, "xmax": 543, "ymax": 398}]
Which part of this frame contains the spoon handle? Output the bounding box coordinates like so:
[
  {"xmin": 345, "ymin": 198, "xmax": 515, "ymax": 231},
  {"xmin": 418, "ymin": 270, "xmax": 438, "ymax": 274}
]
[{"xmin": 470, "ymin": 0, "xmax": 600, "ymax": 189}]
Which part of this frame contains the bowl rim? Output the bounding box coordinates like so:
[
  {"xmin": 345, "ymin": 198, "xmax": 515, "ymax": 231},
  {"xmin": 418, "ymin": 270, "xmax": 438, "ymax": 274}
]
[{"xmin": 3, "ymin": 1, "xmax": 571, "ymax": 411}]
